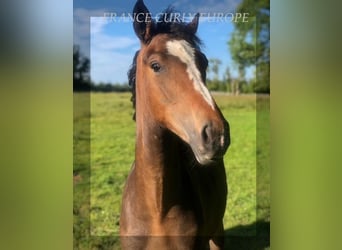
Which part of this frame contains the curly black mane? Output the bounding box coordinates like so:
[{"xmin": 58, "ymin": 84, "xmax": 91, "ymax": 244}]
[{"xmin": 128, "ymin": 8, "xmax": 204, "ymax": 121}]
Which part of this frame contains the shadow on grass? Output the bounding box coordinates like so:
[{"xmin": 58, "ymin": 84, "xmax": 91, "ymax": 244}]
[
  {"xmin": 84, "ymin": 220, "xmax": 270, "ymax": 250},
  {"xmin": 224, "ymin": 220, "xmax": 270, "ymax": 250}
]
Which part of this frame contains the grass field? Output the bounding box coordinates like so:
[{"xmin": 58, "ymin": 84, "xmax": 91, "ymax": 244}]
[{"xmin": 74, "ymin": 92, "xmax": 270, "ymax": 249}]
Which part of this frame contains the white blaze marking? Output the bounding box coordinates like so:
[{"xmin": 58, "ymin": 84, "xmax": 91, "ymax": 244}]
[{"xmin": 166, "ymin": 40, "xmax": 215, "ymax": 110}]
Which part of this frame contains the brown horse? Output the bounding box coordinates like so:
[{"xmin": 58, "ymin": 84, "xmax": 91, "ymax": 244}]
[{"xmin": 120, "ymin": 1, "xmax": 230, "ymax": 249}]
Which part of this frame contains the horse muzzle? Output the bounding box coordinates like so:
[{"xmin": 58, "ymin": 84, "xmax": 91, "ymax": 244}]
[{"xmin": 191, "ymin": 119, "xmax": 230, "ymax": 166}]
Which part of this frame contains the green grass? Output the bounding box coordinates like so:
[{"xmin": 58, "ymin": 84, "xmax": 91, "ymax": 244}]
[
  {"xmin": 90, "ymin": 93, "xmax": 135, "ymax": 236},
  {"xmin": 73, "ymin": 93, "xmax": 91, "ymax": 250},
  {"xmin": 217, "ymin": 95, "xmax": 257, "ymax": 235},
  {"xmin": 74, "ymin": 92, "xmax": 270, "ymax": 249}
]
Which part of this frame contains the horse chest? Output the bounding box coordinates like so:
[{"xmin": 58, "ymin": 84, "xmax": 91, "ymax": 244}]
[
  {"xmin": 121, "ymin": 206, "xmax": 201, "ymax": 250},
  {"xmin": 161, "ymin": 206, "xmax": 199, "ymax": 235},
  {"xmin": 129, "ymin": 199, "xmax": 200, "ymax": 236}
]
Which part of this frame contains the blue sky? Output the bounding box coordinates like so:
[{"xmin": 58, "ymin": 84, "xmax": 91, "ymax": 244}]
[
  {"xmin": 74, "ymin": 0, "xmax": 254, "ymax": 84},
  {"xmin": 74, "ymin": 0, "xmax": 240, "ymax": 14}
]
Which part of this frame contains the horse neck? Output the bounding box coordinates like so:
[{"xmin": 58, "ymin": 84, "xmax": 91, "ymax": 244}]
[{"xmin": 135, "ymin": 116, "xmax": 191, "ymax": 216}]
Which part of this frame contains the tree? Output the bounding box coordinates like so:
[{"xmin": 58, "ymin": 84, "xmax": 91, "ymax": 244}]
[
  {"xmin": 207, "ymin": 58, "xmax": 225, "ymax": 91},
  {"xmin": 209, "ymin": 58, "xmax": 222, "ymax": 81},
  {"xmin": 73, "ymin": 45, "xmax": 91, "ymax": 91},
  {"xmin": 228, "ymin": 0, "xmax": 270, "ymax": 93},
  {"xmin": 223, "ymin": 67, "xmax": 232, "ymax": 93},
  {"xmin": 229, "ymin": 29, "xmax": 255, "ymax": 94}
]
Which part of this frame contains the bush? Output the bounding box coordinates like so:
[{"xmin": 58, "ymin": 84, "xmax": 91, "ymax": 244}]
[
  {"xmin": 207, "ymin": 79, "xmax": 227, "ymax": 92},
  {"xmin": 91, "ymin": 83, "xmax": 131, "ymax": 92}
]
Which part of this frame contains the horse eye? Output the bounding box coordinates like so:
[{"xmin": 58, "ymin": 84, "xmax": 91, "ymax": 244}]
[{"xmin": 151, "ymin": 62, "xmax": 161, "ymax": 73}]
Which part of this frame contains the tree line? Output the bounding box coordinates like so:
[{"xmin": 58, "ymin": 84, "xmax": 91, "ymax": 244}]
[
  {"xmin": 73, "ymin": 45, "xmax": 131, "ymax": 92},
  {"xmin": 205, "ymin": 58, "xmax": 257, "ymax": 94},
  {"xmin": 74, "ymin": 0, "xmax": 269, "ymax": 94}
]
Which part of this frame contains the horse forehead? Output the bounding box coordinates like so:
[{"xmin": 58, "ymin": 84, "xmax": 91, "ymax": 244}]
[
  {"xmin": 143, "ymin": 36, "xmax": 196, "ymax": 61},
  {"xmin": 144, "ymin": 35, "xmax": 169, "ymax": 54},
  {"xmin": 165, "ymin": 39, "xmax": 196, "ymax": 63}
]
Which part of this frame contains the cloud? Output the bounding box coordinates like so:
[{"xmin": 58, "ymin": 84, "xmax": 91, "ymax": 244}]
[
  {"xmin": 74, "ymin": 8, "xmax": 106, "ymax": 34},
  {"xmin": 91, "ymin": 50, "xmax": 134, "ymax": 84},
  {"xmin": 91, "ymin": 32, "xmax": 137, "ymax": 51},
  {"xmin": 196, "ymin": 0, "xmax": 241, "ymax": 13},
  {"xmin": 74, "ymin": 8, "xmax": 107, "ymax": 57},
  {"xmin": 174, "ymin": 0, "xmax": 241, "ymax": 14},
  {"xmin": 90, "ymin": 18, "xmax": 138, "ymax": 84}
]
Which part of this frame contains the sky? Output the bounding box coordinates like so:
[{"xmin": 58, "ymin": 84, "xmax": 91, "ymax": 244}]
[{"xmin": 74, "ymin": 0, "xmax": 255, "ymax": 84}]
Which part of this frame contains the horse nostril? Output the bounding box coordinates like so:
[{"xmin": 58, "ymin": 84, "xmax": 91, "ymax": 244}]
[
  {"xmin": 201, "ymin": 124, "xmax": 212, "ymax": 145},
  {"xmin": 220, "ymin": 134, "xmax": 225, "ymax": 148},
  {"xmin": 198, "ymin": 121, "xmax": 229, "ymax": 163},
  {"xmin": 201, "ymin": 122, "xmax": 228, "ymax": 152}
]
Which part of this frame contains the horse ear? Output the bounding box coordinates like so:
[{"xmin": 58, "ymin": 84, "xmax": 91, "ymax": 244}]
[
  {"xmin": 188, "ymin": 13, "xmax": 200, "ymax": 34},
  {"xmin": 133, "ymin": 0, "xmax": 154, "ymax": 43}
]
